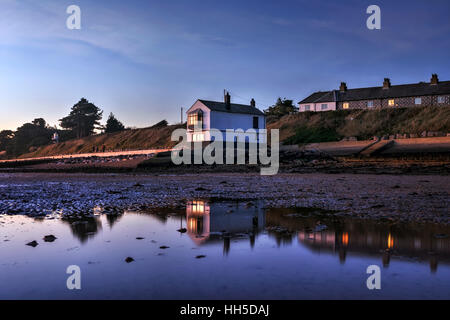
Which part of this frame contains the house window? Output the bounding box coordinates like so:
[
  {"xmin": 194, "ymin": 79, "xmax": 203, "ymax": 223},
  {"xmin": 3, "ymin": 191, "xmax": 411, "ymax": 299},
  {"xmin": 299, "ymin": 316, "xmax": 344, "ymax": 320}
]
[
  {"xmin": 388, "ymin": 99, "xmax": 395, "ymax": 106},
  {"xmin": 321, "ymin": 104, "xmax": 327, "ymax": 110},
  {"xmin": 367, "ymin": 101, "xmax": 374, "ymax": 108},
  {"xmin": 193, "ymin": 133, "xmax": 205, "ymax": 142},
  {"xmin": 188, "ymin": 113, "xmax": 196, "ymax": 125},
  {"xmin": 188, "ymin": 111, "xmax": 203, "ymax": 129},
  {"xmin": 415, "ymin": 98, "xmax": 422, "ymax": 105},
  {"xmin": 343, "ymin": 103, "xmax": 349, "ymax": 109},
  {"xmin": 304, "ymin": 105, "xmax": 310, "ymax": 111},
  {"xmin": 253, "ymin": 117, "xmax": 259, "ymax": 129},
  {"xmin": 438, "ymin": 96, "xmax": 445, "ymax": 104}
]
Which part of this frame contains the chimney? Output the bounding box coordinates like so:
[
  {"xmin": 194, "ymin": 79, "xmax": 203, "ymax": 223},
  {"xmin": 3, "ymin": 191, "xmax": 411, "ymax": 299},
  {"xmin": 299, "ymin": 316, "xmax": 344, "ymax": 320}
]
[
  {"xmin": 430, "ymin": 74, "xmax": 439, "ymax": 85},
  {"xmin": 383, "ymin": 78, "xmax": 391, "ymax": 89},
  {"xmin": 224, "ymin": 90, "xmax": 231, "ymax": 109},
  {"xmin": 339, "ymin": 82, "xmax": 347, "ymax": 92},
  {"xmin": 250, "ymin": 98, "xmax": 256, "ymax": 108}
]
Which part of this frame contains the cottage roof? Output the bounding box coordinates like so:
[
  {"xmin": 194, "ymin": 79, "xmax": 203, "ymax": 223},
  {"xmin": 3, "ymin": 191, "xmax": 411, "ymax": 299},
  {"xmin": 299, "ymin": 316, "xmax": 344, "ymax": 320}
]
[
  {"xmin": 197, "ymin": 100, "xmax": 265, "ymax": 116},
  {"xmin": 299, "ymin": 80, "xmax": 450, "ymax": 104}
]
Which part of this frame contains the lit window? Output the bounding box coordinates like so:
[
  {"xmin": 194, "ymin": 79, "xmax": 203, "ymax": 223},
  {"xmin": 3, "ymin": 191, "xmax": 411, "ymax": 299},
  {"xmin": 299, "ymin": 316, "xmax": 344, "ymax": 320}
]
[
  {"xmin": 188, "ymin": 111, "xmax": 203, "ymax": 128},
  {"xmin": 191, "ymin": 200, "xmax": 205, "ymax": 213},
  {"xmin": 437, "ymin": 96, "xmax": 445, "ymax": 104},
  {"xmin": 388, "ymin": 99, "xmax": 395, "ymax": 106},
  {"xmin": 304, "ymin": 105, "xmax": 310, "ymax": 111},
  {"xmin": 343, "ymin": 103, "xmax": 349, "ymax": 109},
  {"xmin": 367, "ymin": 101, "xmax": 374, "ymax": 107},
  {"xmin": 321, "ymin": 104, "xmax": 327, "ymax": 110},
  {"xmin": 193, "ymin": 133, "xmax": 205, "ymax": 142},
  {"xmin": 415, "ymin": 98, "xmax": 422, "ymax": 105}
]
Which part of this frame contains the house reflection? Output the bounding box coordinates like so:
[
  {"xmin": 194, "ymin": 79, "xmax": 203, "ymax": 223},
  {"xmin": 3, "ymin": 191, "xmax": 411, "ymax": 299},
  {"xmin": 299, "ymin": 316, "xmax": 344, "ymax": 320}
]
[
  {"xmin": 265, "ymin": 208, "xmax": 450, "ymax": 273},
  {"xmin": 186, "ymin": 200, "xmax": 265, "ymax": 254},
  {"xmin": 296, "ymin": 221, "xmax": 450, "ymax": 272},
  {"xmin": 186, "ymin": 200, "xmax": 211, "ymax": 245}
]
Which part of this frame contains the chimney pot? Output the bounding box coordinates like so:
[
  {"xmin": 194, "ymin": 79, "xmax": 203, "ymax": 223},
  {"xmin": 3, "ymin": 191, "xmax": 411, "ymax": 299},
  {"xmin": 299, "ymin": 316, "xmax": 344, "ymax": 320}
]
[
  {"xmin": 224, "ymin": 90, "xmax": 231, "ymax": 109},
  {"xmin": 250, "ymin": 98, "xmax": 256, "ymax": 107},
  {"xmin": 431, "ymin": 74, "xmax": 439, "ymax": 85},
  {"xmin": 383, "ymin": 78, "xmax": 391, "ymax": 89},
  {"xmin": 340, "ymin": 82, "xmax": 347, "ymax": 92}
]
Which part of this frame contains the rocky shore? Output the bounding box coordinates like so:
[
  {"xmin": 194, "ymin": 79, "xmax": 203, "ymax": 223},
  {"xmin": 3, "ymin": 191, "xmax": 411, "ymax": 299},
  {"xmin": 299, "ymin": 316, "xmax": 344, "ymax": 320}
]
[{"xmin": 0, "ymin": 172, "xmax": 448, "ymax": 224}]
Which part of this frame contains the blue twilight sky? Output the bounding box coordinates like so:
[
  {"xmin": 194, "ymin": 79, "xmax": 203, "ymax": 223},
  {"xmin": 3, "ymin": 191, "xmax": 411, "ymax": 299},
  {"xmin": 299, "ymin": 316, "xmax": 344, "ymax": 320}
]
[{"xmin": 1, "ymin": 0, "xmax": 449, "ymax": 130}]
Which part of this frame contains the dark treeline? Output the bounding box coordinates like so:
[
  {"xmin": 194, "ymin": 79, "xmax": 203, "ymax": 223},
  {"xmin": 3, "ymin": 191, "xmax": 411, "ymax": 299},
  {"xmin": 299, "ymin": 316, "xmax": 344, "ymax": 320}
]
[{"xmin": 0, "ymin": 98, "xmax": 126, "ymax": 158}]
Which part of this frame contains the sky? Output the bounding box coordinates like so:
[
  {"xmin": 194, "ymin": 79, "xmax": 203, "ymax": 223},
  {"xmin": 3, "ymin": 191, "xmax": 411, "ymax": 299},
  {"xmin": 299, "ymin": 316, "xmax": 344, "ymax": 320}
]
[{"xmin": 1, "ymin": 0, "xmax": 449, "ymax": 131}]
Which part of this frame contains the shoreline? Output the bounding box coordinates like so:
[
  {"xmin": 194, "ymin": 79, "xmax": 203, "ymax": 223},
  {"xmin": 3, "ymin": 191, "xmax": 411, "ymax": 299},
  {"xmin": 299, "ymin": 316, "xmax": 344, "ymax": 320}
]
[{"xmin": 1, "ymin": 172, "xmax": 448, "ymax": 225}]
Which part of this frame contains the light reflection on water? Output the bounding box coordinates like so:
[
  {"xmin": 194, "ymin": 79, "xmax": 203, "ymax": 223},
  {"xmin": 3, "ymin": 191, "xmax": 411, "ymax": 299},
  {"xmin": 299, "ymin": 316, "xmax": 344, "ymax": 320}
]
[{"xmin": 0, "ymin": 201, "xmax": 449, "ymax": 300}]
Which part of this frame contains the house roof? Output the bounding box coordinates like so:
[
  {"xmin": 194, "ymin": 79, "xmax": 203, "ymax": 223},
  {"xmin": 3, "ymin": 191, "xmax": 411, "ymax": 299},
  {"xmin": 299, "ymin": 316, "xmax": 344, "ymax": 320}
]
[
  {"xmin": 299, "ymin": 81, "xmax": 450, "ymax": 104},
  {"xmin": 197, "ymin": 99, "xmax": 265, "ymax": 116}
]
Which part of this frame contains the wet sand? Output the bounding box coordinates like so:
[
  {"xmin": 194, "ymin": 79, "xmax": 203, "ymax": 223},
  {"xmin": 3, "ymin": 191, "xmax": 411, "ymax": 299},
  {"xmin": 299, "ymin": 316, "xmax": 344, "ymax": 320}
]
[{"xmin": 0, "ymin": 172, "xmax": 448, "ymax": 224}]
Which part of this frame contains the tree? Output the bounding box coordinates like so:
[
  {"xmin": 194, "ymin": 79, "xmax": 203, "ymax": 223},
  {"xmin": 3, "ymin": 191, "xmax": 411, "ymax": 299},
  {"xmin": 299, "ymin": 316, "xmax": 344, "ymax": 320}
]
[
  {"xmin": 32, "ymin": 118, "xmax": 46, "ymax": 128},
  {"xmin": 105, "ymin": 113, "xmax": 125, "ymax": 133},
  {"xmin": 59, "ymin": 98, "xmax": 103, "ymax": 138},
  {"xmin": 264, "ymin": 98, "xmax": 298, "ymax": 118},
  {"xmin": 0, "ymin": 130, "xmax": 14, "ymax": 151},
  {"xmin": 6, "ymin": 120, "xmax": 53, "ymax": 156}
]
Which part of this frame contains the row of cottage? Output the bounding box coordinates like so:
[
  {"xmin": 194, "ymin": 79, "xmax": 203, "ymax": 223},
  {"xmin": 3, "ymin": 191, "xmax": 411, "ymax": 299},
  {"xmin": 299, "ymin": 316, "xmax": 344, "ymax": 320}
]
[{"xmin": 185, "ymin": 74, "xmax": 450, "ymax": 142}]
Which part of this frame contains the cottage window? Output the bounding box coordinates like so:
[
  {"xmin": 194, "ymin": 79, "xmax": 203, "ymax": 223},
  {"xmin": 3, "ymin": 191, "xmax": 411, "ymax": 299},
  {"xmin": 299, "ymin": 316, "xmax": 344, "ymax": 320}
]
[
  {"xmin": 343, "ymin": 103, "xmax": 349, "ymax": 109},
  {"xmin": 367, "ymin": 101, "xmax": 374, "ymax": 107},
  {"xmin": 321, "ymin": 104, "xmax": 327, "ymax": 110},
  {"xmin": 438, "ymin": 96, "xmax": 445, "ymax": 104},
  {"xmin": 252, "ymin": 117, "xmax": 259, "ymax": 129},
  {"xmin": 415, "ymin": 98, "xmax": 422, "ymax": 105},
  {"xmin": 188, "ymin": 110, "xmax": 203, "ymax": 129},
  {"xmin": 304, "ymin": 105, "xmax": 310, "ymax": 111},
  {"xmin": 388, "ymin": 99, "xmax": 395, "ymax": 106}
]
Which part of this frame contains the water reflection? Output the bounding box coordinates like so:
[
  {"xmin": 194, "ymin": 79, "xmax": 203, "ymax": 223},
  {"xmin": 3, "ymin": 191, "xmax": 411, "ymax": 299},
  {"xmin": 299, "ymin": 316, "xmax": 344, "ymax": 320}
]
[
  {"xmin": 265, "ymin": 208, "xmax": 450, "ymax": 272},
  {"xmin": 62, "ymin": 217, "xmax": 103, "ymax": 243},
  {"xmin": 1, "ymin": 202, "xmax": 450, "ymax": 299},
  {"xmin": 186, "ymin": 200, "xmax": 265, "ymax": 254},
  {"xmin": 50, "ymin": 201, "xmax": 450, "ymax": 272}
]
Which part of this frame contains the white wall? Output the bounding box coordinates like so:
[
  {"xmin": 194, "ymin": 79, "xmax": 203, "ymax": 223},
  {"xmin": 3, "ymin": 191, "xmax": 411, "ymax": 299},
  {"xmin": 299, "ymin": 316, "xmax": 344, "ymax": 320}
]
[{"xmin": 186, "ymin": 101, "xmax": 266, "ymax": 142}]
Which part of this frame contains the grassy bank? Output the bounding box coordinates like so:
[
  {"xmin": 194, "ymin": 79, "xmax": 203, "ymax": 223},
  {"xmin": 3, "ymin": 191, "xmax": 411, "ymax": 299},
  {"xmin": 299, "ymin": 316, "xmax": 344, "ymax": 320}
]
[
  {"xmin": 268, "ymin": 105, "xmax": 450, "ymax": 144},
  {"xmin": 19, "ymin": 123, "xmax": 184, "ymax": 159}
]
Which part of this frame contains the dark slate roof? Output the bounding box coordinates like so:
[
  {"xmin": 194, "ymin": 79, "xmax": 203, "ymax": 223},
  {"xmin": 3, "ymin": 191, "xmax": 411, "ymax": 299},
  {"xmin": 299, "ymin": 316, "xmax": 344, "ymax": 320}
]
[
  {"xmin": 299, "ymin": 91, "xmax": 338, "ymax": 104},
  {"xmin": 198, "ymin": 100, "xmax": 265, "ymax": 116},
  {"xmin": 299, "ymin": 81, "xmax": 450, "ymax": 104}
]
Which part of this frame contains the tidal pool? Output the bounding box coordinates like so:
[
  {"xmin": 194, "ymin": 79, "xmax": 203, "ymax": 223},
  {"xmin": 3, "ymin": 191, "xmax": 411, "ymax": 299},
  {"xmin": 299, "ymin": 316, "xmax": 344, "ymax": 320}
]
[{"xmin": 0, "ymin": 201, "xmax": 449, "ymax": 300}]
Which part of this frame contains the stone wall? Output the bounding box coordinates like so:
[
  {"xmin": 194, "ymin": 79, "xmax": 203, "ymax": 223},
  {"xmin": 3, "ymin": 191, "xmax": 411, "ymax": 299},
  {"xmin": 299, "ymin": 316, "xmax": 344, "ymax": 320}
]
[{"xmin": 337, "ymin": 94, "xmax": 450, "ymax": 110}]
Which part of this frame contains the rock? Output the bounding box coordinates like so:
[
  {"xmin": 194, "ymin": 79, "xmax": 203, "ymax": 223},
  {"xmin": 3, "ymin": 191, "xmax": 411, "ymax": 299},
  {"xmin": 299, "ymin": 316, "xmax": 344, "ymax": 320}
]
[
  {"xmin": 177, "ymin": 228, "xmax": 187, "ymax": 233},
  {"xmin": 160, "ymin": 246, "xmax": 170, "ymax": 249},
  {"xmin": 125, "ymin": 257, "xmax": 134, "ymax": 263},
  {"xmin": 26, "ymin": 240, "xmax": 38, "ymax": 247},
  {"xmin": 43, "ymin": 235, "xmax": 57, "ymax": 242},
  {"xmin": 136, "ymin": 237, "xmax": 145, "ymax": 240},
  {"xmin": 195, "ymin": 255, "xmax": 206, "ymax": 259}
]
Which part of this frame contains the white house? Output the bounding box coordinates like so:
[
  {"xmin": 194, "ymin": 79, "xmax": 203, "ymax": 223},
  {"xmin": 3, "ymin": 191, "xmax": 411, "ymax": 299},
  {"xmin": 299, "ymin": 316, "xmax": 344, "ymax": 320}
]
[{"xmin": 186, "ymin": 91, "xmax": 266, "ymax": 143}]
